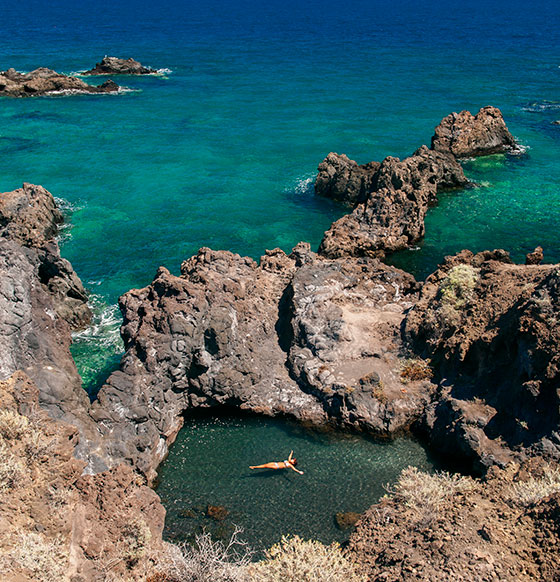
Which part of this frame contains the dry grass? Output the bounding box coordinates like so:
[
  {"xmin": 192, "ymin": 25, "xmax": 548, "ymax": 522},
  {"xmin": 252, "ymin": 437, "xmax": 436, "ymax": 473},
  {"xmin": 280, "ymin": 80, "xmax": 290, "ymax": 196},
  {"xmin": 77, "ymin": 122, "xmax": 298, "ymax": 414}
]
[
  {"xmin": 509, "ymin": 467, "xmax": 560, "ymax": 506},
  {"xmin": 122, "ymin": 516, "xmax": 153, "ymax": 565},
  {"xmin": 400, "ymin": 358, "xmax": 433, "ymax": 383},
  {"xmin": 387, "ymin": 466, "xmax": 475, "ymax": 526},
  {"xmin": 0, "ymin": 409, "xmax": 30, "ymax": 439},
  {"xmin": 7, "ymin": 532, "xmax": 68, "ymax": 582},
  {"xmin": 249, "ymin": 535, "xmax": 365, "ymax": 582},
  {"xmin": 0, "ymin": 441, "xmax": 26, "ymax": 491},
  {"xmin": 148, "ymin": 527, "xmax": 251, "ymax": 582}
]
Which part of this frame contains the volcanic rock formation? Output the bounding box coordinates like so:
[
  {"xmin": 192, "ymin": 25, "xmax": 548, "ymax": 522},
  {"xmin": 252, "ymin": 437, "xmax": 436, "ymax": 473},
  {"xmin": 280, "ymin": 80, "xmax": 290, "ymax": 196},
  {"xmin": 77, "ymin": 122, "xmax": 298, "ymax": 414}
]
[
  {"xmin": 83, "ymin": 56, "xmax": 156, "ymax": 76},
  {"xmin": 348, "ymin": 460, "xmax": 560, "ymax": 581},
  {"xmin": 0, "ymin": 68, "xmax": 120, "ymax": 97},
  {"xmin": 431, "ymin": 105, "xmax": 519, "ymax": 157},
  {"xmin": 404, "ymin": 249, "xmax": 560, "ymax": 472},
  {"xmin": 0, "ymin": 371, "xmax": 166, "ymax": 581},
  {"xmin": 318, "ymin": 146, "xmax": 468, "ymax": 259},
  {"xmin": 90, "ymin": 244, "xmax": 432, "ymax": 481},
  {"xmin": 0, "ymin": 184, "xmax": 106, "ymax": 469}
]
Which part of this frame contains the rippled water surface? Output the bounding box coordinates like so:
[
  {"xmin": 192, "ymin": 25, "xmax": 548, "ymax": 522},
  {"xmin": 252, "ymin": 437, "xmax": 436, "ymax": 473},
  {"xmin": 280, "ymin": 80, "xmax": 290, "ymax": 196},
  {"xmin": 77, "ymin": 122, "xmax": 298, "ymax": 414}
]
[
  {"xmin": 1, "ymin": 0, "xmax": 559, "ymax": 546},
  {"xmin": 156, "ymin": 413, "xmax": 436, "ymax": 551}
]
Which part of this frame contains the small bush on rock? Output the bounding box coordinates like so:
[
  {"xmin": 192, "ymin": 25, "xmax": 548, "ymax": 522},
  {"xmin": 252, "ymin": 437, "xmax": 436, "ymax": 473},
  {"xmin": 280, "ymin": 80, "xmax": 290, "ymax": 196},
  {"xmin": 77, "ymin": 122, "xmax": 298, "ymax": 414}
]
[
  {"xmin": 0, "ymin": 409, "xmax": 29, "ymax": 439},
  {"xmin": 249, "ymin": 535, "xmax": 365, "ymax": 582},
  {"xmin": 440, "ymin": 264, "xmax": 479, "ymax": 309},
  {"xmin": 400, "ymin": 358, "xmax": 433, "ymax": 383},
  {"xmin": 8, "ymin": 532, "xmax": 68, "ymax": 582},
  {"xmin": 0, "ymin": 441, "xmax": 26, "ymax": 490},
  {"xmin": 509, "ymin": 467, "xmax": 560, "ymax": 505},
  {"xmin": 387, "ymin": 466, "xmax": 475, "ymax": 526},
  {"xmin": 150, "ymin": 528, "xmax": 251, "ymax": 582}
]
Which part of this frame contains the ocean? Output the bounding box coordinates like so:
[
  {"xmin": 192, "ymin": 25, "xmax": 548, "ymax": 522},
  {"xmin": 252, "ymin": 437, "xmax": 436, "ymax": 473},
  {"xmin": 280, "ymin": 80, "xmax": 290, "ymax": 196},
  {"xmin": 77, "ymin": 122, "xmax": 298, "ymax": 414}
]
[{"xmin": 1, "ymin": 0, "xmax": 559, "ymax": 548}]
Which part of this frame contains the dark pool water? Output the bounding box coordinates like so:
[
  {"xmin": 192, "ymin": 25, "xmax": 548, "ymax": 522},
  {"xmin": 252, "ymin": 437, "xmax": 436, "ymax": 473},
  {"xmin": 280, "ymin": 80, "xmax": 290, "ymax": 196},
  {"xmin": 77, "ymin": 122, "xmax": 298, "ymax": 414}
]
[{"xmin": 156, "ymin": 413, "xmax": 436, "ymax": 552}]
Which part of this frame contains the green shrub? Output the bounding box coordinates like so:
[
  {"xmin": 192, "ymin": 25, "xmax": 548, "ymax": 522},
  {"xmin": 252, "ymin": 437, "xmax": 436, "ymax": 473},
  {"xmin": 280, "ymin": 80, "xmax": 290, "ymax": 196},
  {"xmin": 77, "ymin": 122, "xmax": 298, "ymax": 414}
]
[{"xmin": 440, "ymin": 264, "xmax": 479, "ymax": 309}]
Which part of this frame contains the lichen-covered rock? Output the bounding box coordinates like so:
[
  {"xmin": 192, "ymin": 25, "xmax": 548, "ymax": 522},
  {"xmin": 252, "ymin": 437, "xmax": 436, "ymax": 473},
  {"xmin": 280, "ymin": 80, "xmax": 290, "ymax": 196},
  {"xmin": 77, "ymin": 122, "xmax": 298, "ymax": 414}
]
[
  {"xmin": 431, "ymin": 105, "xmax": 519, "ymax": 157},
  {"xmin": 0, "ymin": 67, "xmax": 120, "ymax": 97},
  {"xmin": 83, "ymin": 56, "xmax": 156, "ymax": 75},
  {"xmin": 404, "ymin": 249, "xmax": 560, "ymax": 471},
  {"xmin": 318, "ymin": 146, "xmax": 468, "ymax": 259}
]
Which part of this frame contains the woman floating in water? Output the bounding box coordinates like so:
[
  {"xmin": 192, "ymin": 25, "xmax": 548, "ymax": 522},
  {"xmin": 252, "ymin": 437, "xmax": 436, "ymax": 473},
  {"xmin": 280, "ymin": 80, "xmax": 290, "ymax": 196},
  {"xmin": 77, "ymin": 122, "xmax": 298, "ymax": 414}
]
[{"xmin": 250, "ymin": 450, "xmax": 304, "ymax": 475}]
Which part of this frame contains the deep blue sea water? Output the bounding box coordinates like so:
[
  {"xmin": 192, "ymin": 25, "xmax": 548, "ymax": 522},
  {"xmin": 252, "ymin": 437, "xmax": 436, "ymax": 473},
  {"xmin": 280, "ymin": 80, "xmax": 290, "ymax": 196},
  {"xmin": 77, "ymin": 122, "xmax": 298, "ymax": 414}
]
[{"xmin": 1, "ymin": 0, "xmax": 559, "ymax": 548}]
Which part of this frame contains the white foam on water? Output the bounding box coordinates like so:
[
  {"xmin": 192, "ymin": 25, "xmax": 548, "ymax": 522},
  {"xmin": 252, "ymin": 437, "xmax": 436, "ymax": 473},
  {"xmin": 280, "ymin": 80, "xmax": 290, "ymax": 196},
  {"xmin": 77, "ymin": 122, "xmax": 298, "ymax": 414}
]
[
  {"xmin": 287, "ymin": 174, "xmax": 316, "ymax": 195},
  {"xmin": 72, "ymin": 295, "xmax": 123, "ymax": 353},
  {"xmin": 521, "ymin": 101, "xmax": 560, "ymax": 112}
]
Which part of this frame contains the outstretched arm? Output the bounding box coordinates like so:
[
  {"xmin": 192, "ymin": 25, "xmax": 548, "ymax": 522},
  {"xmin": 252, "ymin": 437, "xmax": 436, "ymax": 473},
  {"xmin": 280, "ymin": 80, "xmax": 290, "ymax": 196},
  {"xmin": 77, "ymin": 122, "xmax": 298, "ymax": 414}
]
[
  {"xmin": 288, "ymin": 450, "xmax": 294, "ymax": 461},
  {"xmin": 289, "ymin": 464, "xmax": 304, "ymax": 475}
]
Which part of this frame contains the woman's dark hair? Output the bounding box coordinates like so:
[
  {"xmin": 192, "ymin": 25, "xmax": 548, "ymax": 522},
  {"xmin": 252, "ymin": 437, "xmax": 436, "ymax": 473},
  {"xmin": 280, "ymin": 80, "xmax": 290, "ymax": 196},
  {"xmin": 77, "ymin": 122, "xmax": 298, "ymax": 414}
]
[{"xmin": 291, "ymin": 458, "xmax": 298, "ymax": 466}]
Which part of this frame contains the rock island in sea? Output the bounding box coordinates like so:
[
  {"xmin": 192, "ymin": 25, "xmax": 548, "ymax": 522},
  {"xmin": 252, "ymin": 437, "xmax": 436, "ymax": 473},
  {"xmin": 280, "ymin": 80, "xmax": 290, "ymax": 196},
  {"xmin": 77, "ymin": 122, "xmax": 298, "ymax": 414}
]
[{"xmin": 0, "ymin": 106, "xmax": 559, "ymax": 581}]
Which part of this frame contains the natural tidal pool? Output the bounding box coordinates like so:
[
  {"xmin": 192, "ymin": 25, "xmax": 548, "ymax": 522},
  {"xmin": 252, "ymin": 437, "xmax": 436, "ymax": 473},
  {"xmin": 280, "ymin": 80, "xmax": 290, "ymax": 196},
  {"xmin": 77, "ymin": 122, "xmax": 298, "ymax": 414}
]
[{"xmin": 156, "ymin": 412, "xmax": 437, "ymax": 553}]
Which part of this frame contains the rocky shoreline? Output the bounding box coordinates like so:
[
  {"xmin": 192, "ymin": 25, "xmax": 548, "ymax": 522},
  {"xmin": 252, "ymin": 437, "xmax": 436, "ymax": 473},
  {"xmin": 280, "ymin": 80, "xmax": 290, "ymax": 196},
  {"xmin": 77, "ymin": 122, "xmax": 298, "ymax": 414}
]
[
  {"xmin": 82, "ymin": 56, "xmax": 157, "ymax": 76},
  {"xmin": 0, "ymin": 68, "xmax": 121, "ymax": 98},
  {"xmin": 1, "ymin": 106, "xmax": 559, "ymax": 580}
]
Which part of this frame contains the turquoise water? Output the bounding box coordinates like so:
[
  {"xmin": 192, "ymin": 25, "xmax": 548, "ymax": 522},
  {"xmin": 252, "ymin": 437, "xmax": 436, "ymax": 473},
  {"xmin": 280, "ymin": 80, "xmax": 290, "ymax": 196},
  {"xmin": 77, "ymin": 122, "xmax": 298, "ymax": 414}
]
[
  {"xmin": 156, "ymin": 413, "xmax": 435, "ymax": 552},
  {"xmin": 1, "ymin": 0, "xmax": 560, "ymax": 546}
]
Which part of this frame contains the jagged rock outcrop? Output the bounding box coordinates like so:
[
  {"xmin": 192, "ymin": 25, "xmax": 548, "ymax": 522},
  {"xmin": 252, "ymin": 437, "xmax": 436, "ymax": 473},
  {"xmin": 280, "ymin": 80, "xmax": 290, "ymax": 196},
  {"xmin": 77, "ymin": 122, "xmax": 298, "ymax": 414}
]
[
  {"xmin": 0, "ymin": 372, "xmax": 166, "ymax": 582},
  {"xmin": 348, "ymin": 460, "xmax": 560, "ymax": 581},
  {"xmin": 404, "ymin": 249, "xmax": 560, "ymax": 472},
  {"xmin": 0, "ymin": 184, "xmax": 105, "ymax": 469},
  {"xmin": 91, "ymin": 244, "xmax": 433, "ymax": 481},
  {"xmin": 315, "ymin": 153, "xmax": 380, "ymax": 205},
  {"xmin": 83, "ymin": 56, "xmax": 156, "ymax": 76},
  {"xmin": 526, "ymin": 245, "xmax": 544, "ymax": 265},
  {"xmin": 318, "ymin": 146, "xmax": 468, "ymax": 259},
  {"xmin": 0, "ymin": 68, "xmax": 120, "ymax": 97},
  {"xmin": 431, "ymin": 106, "xmax": 519, "ymax": 157}
]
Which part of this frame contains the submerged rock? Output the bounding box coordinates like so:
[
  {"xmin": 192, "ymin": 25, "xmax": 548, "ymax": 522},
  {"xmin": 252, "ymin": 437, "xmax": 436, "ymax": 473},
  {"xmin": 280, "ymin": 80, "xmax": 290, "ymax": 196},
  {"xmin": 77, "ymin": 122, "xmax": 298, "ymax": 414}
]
[
  {"xmin": 207, "ymin": 505, "xmax": 229, "ymax": 521},
  {"xmin": 318, "ymin": 146, "xmax": 468, "ymax": 259},
  {"xmin": 83, "ymin": 56, "xmax": 156, "ymax": 75},
  {"xmin": 431, "ymin": 105, "xmax": 519, "ymax": 157},
  {"xmin": 335, "ymin": 511, "xmax": 361, "ymax": 530},
  {"xmin": 0, "ymin": 67, "xmax": 121, "ymax": 97}
]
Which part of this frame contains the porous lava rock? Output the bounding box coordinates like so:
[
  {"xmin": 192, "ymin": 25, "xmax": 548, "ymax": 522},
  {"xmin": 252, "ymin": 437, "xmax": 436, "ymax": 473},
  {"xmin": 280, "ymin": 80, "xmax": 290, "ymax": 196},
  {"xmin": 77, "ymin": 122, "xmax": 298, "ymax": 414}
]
[
  {"xmin": 83, "ymin": 56, "xmax": 156, "ymax": 76},
  {"xmin": 348, "ymin": 460, "xmax": 560, "ymax": 581},
  {"xmin": 315, "ymin": 153, "xmax": 380, "ymax": 205},
  {"xmin": 318, "ymin": 146, "xmax": 468, "ymax": 259},
  {"xmin": 0, "ymin": 184, "xmax": 104, "ymax": 469},
  {"xmin": 0, "ymin": 67, "xmax": 120, "ymax": 97},
  {"xmin": 0, "ymin": 372, "xmax": 166, "ymax": 582},
  {"xmin": 404, "ymin": 249, "xmax": 560, "ymax": 472},
  {"xmin": 91, "ymin": 244, "xmax": 433, "ymax": 481},
  {"xmin": 431, "ymin": 105, "xmax": 519, "ymax": 157}
]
